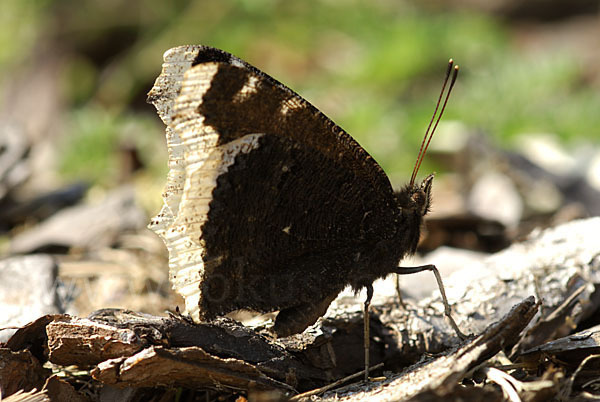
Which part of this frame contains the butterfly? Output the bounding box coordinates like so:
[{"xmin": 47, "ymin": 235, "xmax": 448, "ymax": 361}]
[{"xmin": 148, "ymin": 45, "xmax": 465, "ymax": 379}]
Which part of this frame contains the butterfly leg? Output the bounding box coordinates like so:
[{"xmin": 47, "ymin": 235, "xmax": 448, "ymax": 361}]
[
  {"xmin": 394, "ymin": 264, "xmax": 467, "ymax": 340},
  {"xmin": 364, "ymin": 283, "xmax": 373, "ymax": 381},
  {"xmin": 395, "ymin": 275, "xmax": 407, "ymax": 309}
]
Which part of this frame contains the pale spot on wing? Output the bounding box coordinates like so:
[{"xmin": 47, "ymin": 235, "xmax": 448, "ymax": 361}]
[
  {"xmin": 279, "ymin": 96, "xmax": 303, "ymax": 116},
  {"xmin": 233, "ymin": 75, "xmax": 259, "ymax": 102},
  {"xmin": 148, "ymin": 48, "xmax": 264, "ymax": 322},
  {"xmin": 229, "ymin": 57, "xmax": 245, "ymax": 69}
]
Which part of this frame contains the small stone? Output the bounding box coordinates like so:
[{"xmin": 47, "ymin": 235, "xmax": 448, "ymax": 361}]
[
  {"xmin": 468, "ymin": 171, "xmax": 523, "ymax": 229},
  {"xmin": 516, "ymin": 134, "xmax": 575, "ymax": 176},
  {"xmin": 0, "ymin": 255, "xmax": 62, "ymax": 342}
]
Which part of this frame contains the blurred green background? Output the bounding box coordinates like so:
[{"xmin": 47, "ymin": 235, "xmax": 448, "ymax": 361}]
[{"xmin": 2, "ymin": 0, "xmax": 599, "ymax": 200}]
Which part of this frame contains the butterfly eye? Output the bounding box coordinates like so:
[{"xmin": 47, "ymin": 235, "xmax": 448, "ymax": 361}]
[
  {"xmin": 411, "ymin": 190, "xmax": 424, "ymax": 206},
  {"xmin": 409, "ymin": 188, "xmax": 430, "ymax": 216}
]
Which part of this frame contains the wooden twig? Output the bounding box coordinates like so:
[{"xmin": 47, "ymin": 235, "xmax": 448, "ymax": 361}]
[{"xmin": 289, "ymin": 362, "xmax": 385, "ymax": 401}]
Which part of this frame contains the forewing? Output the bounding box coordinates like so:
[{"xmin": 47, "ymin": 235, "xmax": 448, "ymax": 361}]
[{"xmin": 148, "ymin": 46, "xmax": 399, "ymax": 322}]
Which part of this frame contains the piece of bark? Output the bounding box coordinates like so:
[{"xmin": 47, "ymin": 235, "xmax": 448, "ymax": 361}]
[
  {"xmin": 0, "ymin": 296, "xmax": 569, "ymax": 399},
  {"xmin": 38, "ymin": 297, "xmax": 534, "ymax": 398},
  {"xmin": 0, "ymin": 349, "xmax": 50, "ymax": 398},
  {"xmin": 40, "ymin": 310, "xmax": 357, "ymax": 390},
  {"xmin": 58, "ymin": 310, "xmax": 326, "ymax": 390},
  {"xmin": 511, "ymin": 282, "xmax": 587, "ymax": 356},
  {"xmin": 520, "ymin": 323, "xmax": 600, "ymax": 367},
  {"xmin": 4, "ymin": 314, "xmax": 63, "ymax": 363},
  {"xmin": 318, "ymin": 296, "xmax": 538, "ymax": 401},
  {"xmin": 43, "ymin": 375, "xmax": 89, "ymax": 402},
  {"xmin": 92, "ymin": 345, "xmax": 293, "ymax": 393},
  {"xmin": 46, "ymin": 316, "xmax": 145, "ymax": 366},
  {"xmin": 517, "ymin": 324, "xmax": 600, "ymax": 399}
]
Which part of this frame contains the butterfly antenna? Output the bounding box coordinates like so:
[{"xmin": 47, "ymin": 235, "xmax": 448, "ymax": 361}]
[
  {"xmin": 409, "ymin": 59, "xmax": 458, "ymax": 187},
  {"xmin": 414, "ymin": 64, "xmax": 459, "ymax": 179}
]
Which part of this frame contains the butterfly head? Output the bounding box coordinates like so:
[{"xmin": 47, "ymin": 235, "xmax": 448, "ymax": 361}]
[{"xmin": 397, "ymin": 173, "xmax": 434, "ymax": 217}]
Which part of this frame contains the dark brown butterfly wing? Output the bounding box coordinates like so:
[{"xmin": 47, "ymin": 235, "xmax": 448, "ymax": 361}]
[{"xmin": 148, "ymin": 46, "xmax": 402, "ymax": 334}]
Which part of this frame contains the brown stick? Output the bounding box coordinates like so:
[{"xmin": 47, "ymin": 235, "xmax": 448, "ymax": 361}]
[{"xmin": 289, "ymin": 362, "xmax": 385, "ymax": 401}]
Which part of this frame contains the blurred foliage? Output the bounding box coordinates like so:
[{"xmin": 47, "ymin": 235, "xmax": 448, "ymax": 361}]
[
  {"xmin": 0, "ymin": 0, "xmax": 49, "ymax": 69},
  {"xmin": 1, "ymin": 0, "xmax": 599, "ymax": 187}
]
